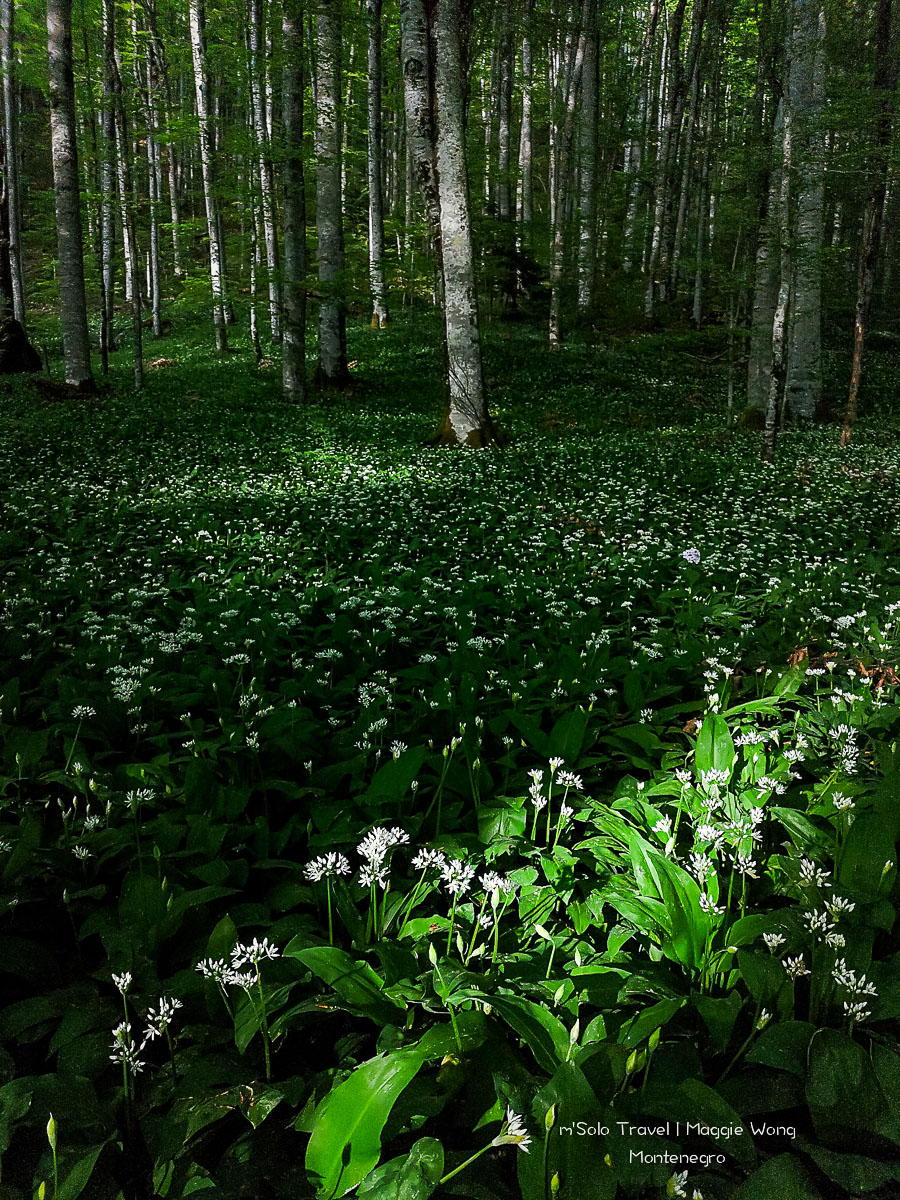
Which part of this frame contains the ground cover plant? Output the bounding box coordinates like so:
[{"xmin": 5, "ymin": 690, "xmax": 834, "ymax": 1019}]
[{"xmin": 2, "ymin": 317, "xmax": 900, "ymax": 1200}]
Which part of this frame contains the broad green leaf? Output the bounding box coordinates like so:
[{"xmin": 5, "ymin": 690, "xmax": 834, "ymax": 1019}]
[
  {"xmin": 476, "ymin": 993, "xmax": 570, "ymax": 1074},
  {"xmin": 286, "ymin": 944, "xmax": 405, "ymax": 1022},
  {"xmin": 55, "ymin": 1146, "xmax": 103, "ymax": 1200},
  {"xmin": 732, "ymin": 1153, "xmax": 817, "ymax": 1200},
  {"xmin": 747, "ymin": 1021, "xmax": 815, "ymax": 1078},
  {"xmin": 305, "ymin": 1049, "xmax": 426, "ymax": 1198}
]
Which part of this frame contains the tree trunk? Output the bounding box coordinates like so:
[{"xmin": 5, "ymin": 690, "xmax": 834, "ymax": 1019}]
[
  {"xmin": 495, "ymin": 0, "xmax": 513, "ymax": 222},
  {"xmin": 250, "ymin": 0, "xmax": 281, "ymax": 343},
  {"xmin": 432, "ymin": 0, "xmax": 492, "ymax": 445},
  {"xmin": 399, "ymin": 0, "xmax": 442, "ymax": 262},
  {"xmin": 783, "ymin": 0, "xmax": 825, "ymax": 422},
  {"xmin": 548, "ymin": 1, "xmax": 588, "ymax": 348},
  {"xmin": 576, "ymin": 7, "xmax": 599, "ymax": 314},
  {"xmin": 46, "ymin": 0, "xmax": 93, "ymax": 389},
  {"xmin": 0, "ymin": 0, "xmax": 24, "ymax": 323},
  {"xmin": 841, "ymin": 0, "xmax": 897, "ymax": 446},
  {"xmin": 515, "ymin": 1, "xmax": 534, "ymax": 233},
  {"xmin": 189, "ymin": 0, "xmax": 229, "ymax": 351},
  {"xmin": 314, "ymin": 0, "xmax": 350, "ymax": 388},
  {"xmin": 367, "ymin": 0, "xmax": 389, "ymax": 328},
  {"xmin": 762, "ymin": 99, "xmax": 791, "ymax": 464},
  {"xmin": 281, "ymin": 0, "xmax": 307, "ymax": 401}
]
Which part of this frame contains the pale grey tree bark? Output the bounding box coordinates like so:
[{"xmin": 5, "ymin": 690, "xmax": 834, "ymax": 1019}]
[
  {"xmin": 548, "ymin": 0, "xmax": 588, "ymax": 347},
  {"xmin": 399, "ymin": 0, "xmax": 442, "ymax": 258},
  {"xmin": 47, "ymin": 0, "xmax": 93, "ymax": 389},
  {"xmin": 783, "ymin": 0, "xmax": 825, "ymax": 422},
  {"xmin": 0, "ymin": 0, "xmax": 24, "ymax": 323},
  {"xmin": 495, "ymin": 0, "xmax": 513, "ymax": 222},
  {"xmin": 250, "ymin": 0, "xmax": 281, "ymax": 343},
  {"xmin": 432, "ymin": 0, "xmax": 492, "ymax": 445},
  {"xmin": 576, "ymin": 7, "xmax": 599, "ymax": 314},
  {"xmin": 282, "ymin": 0, "xmax": 307, "ymax": 400},
  {"xmin": 747, "ymin": 129, "xmax": 781, "ymax": 411},
  {"xmin": 314, "ymin": 0, "xmax": 349, "ymax": 388},
  {"xmin": 515, "ymin": 1, "xmax": 534, "ymax": 232},
  {"xmin": 143, "ymin": 0, "xmax": 183, "ymax": 278},
  {"xmin": 763, "ymin": 99, "xmax": 791, "ymax": 463},
  {"xmin": 189, "ymin": 0, "xmax": 229, "ymax": 351},
  {"xmin": 367, "ymin": 0, "xmax": 389, "ymax": 328}
]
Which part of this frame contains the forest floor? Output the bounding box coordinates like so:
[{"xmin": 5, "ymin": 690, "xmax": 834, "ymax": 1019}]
[{"xmin": 2, "ymin": 313, "xmax": 900, "ymax": 1200}]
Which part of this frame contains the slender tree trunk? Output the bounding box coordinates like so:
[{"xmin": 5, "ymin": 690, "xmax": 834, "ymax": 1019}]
[
  {"xmin": 783, "ymin": 0, "xmax": 825, "ymax": 422},
  {"xmin": 0, "ymin": 0, "xmax": 24, "ymax": 322},
  {"xmin": 46, "ymin": 0, "xmax": 93, "ymax": 389},
  {"xmin": 576, "ymin": 7, "xmax": 599, "ymax": 314},
  {"xmin": 515, "ymin": 1, "xmax": 534, "ymax": 234},
  {"xmin": 432, "ymin": 0, "xmax": 493, "ymax": 445},
  {"xmin": 281, "ymin": 0, "xmax": 307, "ymax": 400},
  {"xmin": 250, "ymin": 0, "xmax": 281, "ymax": 343},
  {"xmin": 644, "ymin": 0, "xmax": 689, "ymax": 317},
  {"xmin": 367, "ymin": 0, "xmax": 389, "ymax": 328},
  {"xmin": 762, "ymin": 99, "xmax": 791, "ymax": 464},
  {"xmin": 841, "ymin": 0, "xmax": 897, "ymax": 446},
  {"xmin": 314, "ymin": 0, "xmax": 349, "ymax": 388},
  {"xmin": 495, "ymin": 0, "xmax": 513, "ymax": 222},
  {"xmin": 143, "ymin": 0, "xmax": 183, "ymax": 278},
  {"xmin": 189, "ymin": 0, "xmax": 229, "ymax": 351},
  {"xmin": 548, "ymin": 1, "xmax": 588, "ymax": 348}
]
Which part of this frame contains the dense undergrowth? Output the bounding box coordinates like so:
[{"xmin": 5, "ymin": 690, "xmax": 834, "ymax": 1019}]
[{"xmin": 2, "ymin": 312, "xmax": 900, "ymax": 1200}]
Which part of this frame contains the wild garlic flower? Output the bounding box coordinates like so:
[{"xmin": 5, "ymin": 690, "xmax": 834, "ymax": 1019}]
[
  {"xmin": 112, "ymin": 971, "xmax": 132, "ymax": 994},
  {"xmin": 762, "ymin": 933, "xmax": 785, "ymax": 954},
  {"xmin": 441, "ymin": 858, "xmax": 476, "ymax": 897},
  {"xmin": 231, "ymin": 938, "xmax": 280, "ymax": 968},
  {"xmin": 144, "ymin": 996, "xmax": 183, "ymax": 1040},
  {"xmin": 698, "ymin": 894, "xmax": 724, "ymax": 917},
  {"xmin": 412, "ymin": 847, "xmax": 447, "ymax": 871},
  {"xmin": 72, "ymin": 705, "xmax": 96, "ymax": 719},
  {"xmin": 832, "ymin": 793, "xmax": 854, "ymax": 812},
  {"xmin": 833, "ymin": 959, "xmax": 878, "ymax": 997},
  {"xmin": 700, "ymin": 769, "xmax": 729, "ymax": 789},
  {"xmin": 357, "ymin": 826, "xmax": 409, "ymax": 865},
  {"xmin": 358, "ymin": 863, "xmax": 390, "ymax": 890},
  {"xmin": 491, "ymin": 1108, "xmax": 531, "ymax": 1153},
  {"xmin": 304, "ymin": 852, "xmax": 351, "ymax": 882},
  {"xmin": 675, "ymin": 769, "xmax": 693, "ymax": 785},
  {"xmin": 479, "ymin": 871, "xmax": 515, "ymax": 895},
  {"xmin": 798, "ymin": 859, "xmax": 831, "ymax": 888},
  {"xmin": 843, "ymin": 999, "xmax": 872, "ymax": 1023},
  {"xmin": 682, "ymin": 547, "xmax": 701, "ymax": 564},
  {"xmin": 109, "ymin": 1022, "xmax": 146, "ymax": 1074},
  {"xmin": 826, "ymin": 895, "xmax": 855, "ymax": 919},
  {"xmin": 782, "ymin": 955, "xmax": 810, "ymax": 979}
]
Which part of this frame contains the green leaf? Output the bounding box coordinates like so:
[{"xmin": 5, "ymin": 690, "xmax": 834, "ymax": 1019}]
[
  {"xmin": 476, "ymin": 993, "xmax": 570, "ymax": 1074},
  {"xmin": 799, "ymin": 1139, "xmax": 900, "ymax": 1193},
  {"xmin": 618, "ymin": 998, "xmax": 686, "ymax": 1048},
  {"xmin": 548, "ymin": 709, "xmax": 590, "ymax": 764},
  {"xmin": 56, "ymin": 1146, "xmax": 103, "ymax": 1200},
  {"xmin": 694, "ymin": 713, "xmax": 736, "ymax": 780},
  {"xmin": 747, "ymin": 1022, "xmax": 815, "ymax": 1077},
  {"xmin": 677, "ymin": 1078, "xmax": 756, "ymax": 1166},
  {"xmin": 357, "ymin": 1137, "xmax": 444, "ymax": 1200},
  {"xmin": 287, "ymin": 944, "xmax": 405, "ymax": 1022},
  {"xmin": 806, "ymin": 1029, "xmax": 888, "ymax": 1142},
  {"xmin": 305, "ymin": 1049, "xmax": 426, "ymax": 1198},
  {"xmin": 732, "ymin": 1153, "xmax": 817, "ymax": 1199}
]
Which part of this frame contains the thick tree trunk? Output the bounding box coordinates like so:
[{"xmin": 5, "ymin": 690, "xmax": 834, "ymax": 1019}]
[
  {"xmin": 189, "ymin": 0, "xmax": 229, "ymax": 351},
  {"xmin": 841, "ymin": 0, "xmax": 897, "ymax": 446},
  {"xmin": 281, "ymin": 0, "xmax": 307, "ymax": 401},
  {"xmin": 314, "ymin": 0, "xmax": 350, "ymax": 388},
  {"xmin": 783, "ymin": 0, "xmax": 825, "ymax": 422},
  {"xmin": 399, "ymin": 0, "xmax": 442, "ymax": 264},
  {"xmin": 46, "ymin": 0, "xmax": 93, "ymax": 389},
  {"xmin": 432, "ymin": 0, "xmax": 491, "ymax": 444},
  {"xmin": 0, "ymin": 0, "xmax": 24, "ymax": 323},
  {"xmin": 367, "ymin": 0, "xmax": 389, "ymax": 328}
]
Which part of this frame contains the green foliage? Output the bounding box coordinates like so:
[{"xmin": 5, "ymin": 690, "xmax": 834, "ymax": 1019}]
[{"xmin": 2, "ymin": 316, "xmax": 900, "ymax": 1198}]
